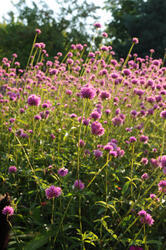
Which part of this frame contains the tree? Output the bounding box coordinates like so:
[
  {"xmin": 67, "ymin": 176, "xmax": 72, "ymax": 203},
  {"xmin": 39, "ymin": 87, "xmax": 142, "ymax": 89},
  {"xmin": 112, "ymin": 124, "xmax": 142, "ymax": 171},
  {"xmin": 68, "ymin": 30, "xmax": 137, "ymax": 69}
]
[
  {"xmin": 0, "ymin": 0, "xmax": 99, "ymax": 67},
  {"xmin": 104, "ymin": 0, "xmax": 166, "ymax": 59}
]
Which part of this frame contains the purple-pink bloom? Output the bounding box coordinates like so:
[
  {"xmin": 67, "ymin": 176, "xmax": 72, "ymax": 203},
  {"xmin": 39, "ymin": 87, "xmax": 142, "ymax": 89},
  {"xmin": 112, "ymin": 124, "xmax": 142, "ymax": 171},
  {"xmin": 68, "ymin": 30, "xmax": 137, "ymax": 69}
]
[
  {"xmin": 94, "ymin": 22, "xmax": 101, "ymax": 28},
  {"xmin": 27, "ymin": 94, "xmax": 41, "ymax": 106},
  {"xmin": 138, "ymin": 210, "xmax": 154, "ymax": 226},
  {"xmin": 8, "ymin": 166, "xmax": 17, "ymax": 173},
  {"xmin": 129, "ymin": 136, "xmax": 137, "ymax": 143},
  {"xmin": 112, "ymin": 116, "xmax": 123, "ymax": 126},
  {"xmin": 93, "ymin": 149, "xmax": 103, "ymax": 158},
  {"xmin": 140, "ymin": 135, "xmax": 148, "ymax": 143},
  {"xmin": 74, "ymin": 180, "xmax": 85, "ymax": 190},
  {"xmin": 160, "ymin": 110, "xmax": 166, "ymax": 119},
  {"xmin": 79, "ymin": 139, "xmax": 85, "ymax": 147},
  {"xmin": 45, "ymin": 185, "xmax": 62, "ymax": 199},
  {"xmin": 132, "ymin": 37, "xmax": 139, "ymax": 44},
  {"xmin": 161, "ymin": 155, "xmax": 166, "ymax": 168},
  {"xmin": 91, "ymin": 121, "xmax": 105, "ymax": 136},
  {"xmin": 141, "ymin": 157, "xmax": 148, "ymax": 165},
  {"xmin": 129, "ymin": 246, "xmax": 143, "ymax": 250},
  {"xmin": 2, "ymin": 206, "xmax": 14, "ymax": 216},
  {"xmin": 100, "ymin": 91, "xmax": 110, "ymax": 100},
  {"xmin": 90, "ymin": 111, "xmax": 101, "ymax": 120},
  {"xmin": 158, "ymin": 180, "xmax": 166, "ymax": 193},
  {"xmin": 80, "ymin": 86, "xmax": 96, "ymax": 99},
  {"xmin": 36, "ymin": 28, "xmax": 41, "ymax": 34},
  {"xmin": 141, "ymin": 173, "xmax": 149, "ymax": 180},
  {"xmin": 58, "ymin": 167, "xmax": 68, "ymax": 177}
]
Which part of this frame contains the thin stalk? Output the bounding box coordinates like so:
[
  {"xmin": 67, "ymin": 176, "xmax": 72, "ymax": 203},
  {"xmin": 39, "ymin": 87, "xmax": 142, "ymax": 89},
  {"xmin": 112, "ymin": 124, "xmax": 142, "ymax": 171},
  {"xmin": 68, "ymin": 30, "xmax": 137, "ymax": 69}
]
[
  {"xmin": 86, "ymin": 157, "xmax": 111, "ymax": 189},
  {"xmin": 26, "ymin": 33, "xmax": 38, "ymax": 70},
  {"xmin": 77, "ymin": 100, "xmax": 87, "ymax": 182},
  {"xmin": 51, "ymin": 198, "xmax": 55, "ymax": 225},
  {"xmin": 54, "ymin": 196, "xmax": 73, "ymax": 243},
  {"xmin": 130, "ymin": 143, "xmax": 135, "ymax": 198},
  {"xmin": 122, "ymin": 42, "xmax": 135, "ymax": 70}
]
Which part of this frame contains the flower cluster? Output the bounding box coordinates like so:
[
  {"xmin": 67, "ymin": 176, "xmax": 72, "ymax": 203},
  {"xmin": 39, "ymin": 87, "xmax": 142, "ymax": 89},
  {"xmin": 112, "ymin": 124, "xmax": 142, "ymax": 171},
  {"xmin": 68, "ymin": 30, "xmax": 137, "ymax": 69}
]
[{"xmin": 138, "ymin": 210, "xmax": 154, "ymax": 226}]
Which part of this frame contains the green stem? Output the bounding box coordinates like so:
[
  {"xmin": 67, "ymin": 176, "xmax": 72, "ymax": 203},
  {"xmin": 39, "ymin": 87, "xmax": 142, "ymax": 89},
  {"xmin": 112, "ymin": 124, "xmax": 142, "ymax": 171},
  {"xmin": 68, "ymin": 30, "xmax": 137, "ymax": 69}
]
[
  {"xmin": 77, "ymin": 100, "xmax": 87, "ymax": 182},
  {"xmin": 122, "ymin": 43, "xmax": 135, "ymax": 70},
  {"xmin": 26, "ymin": 33, "xmax": 38, "ymax": 70},
  {"xmin": 86, "ymin": 157, "xmax": 111, "ymax": 189},
  {"xmin": 51, "ymin": 198, "xmax": 55, "ymax": 225},
  {"xmin": 54, "ymin": 196, "xmax": 73, "ymax": 243}
]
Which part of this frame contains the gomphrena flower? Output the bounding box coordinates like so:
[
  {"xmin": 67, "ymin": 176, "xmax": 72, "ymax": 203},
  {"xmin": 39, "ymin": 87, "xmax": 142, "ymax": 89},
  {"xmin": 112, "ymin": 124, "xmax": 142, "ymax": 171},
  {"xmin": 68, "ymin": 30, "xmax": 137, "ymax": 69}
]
[
  {"xmin": 150, "ymin": 193, "xmax": 160, "ymax": 202},
  {"xmin": 141, "ymin": 157, "xmax": 148, "ymax": 165},
  {"xmin": 129, "ymin": 136, "xmax": 137, "ymax": 143},
  {"xmin": 45, "ymin": 185, "xmax": 62, "ymax": 199},
  {"xmin": 138, "ymin": 210, "xmax": 154, "ymax": 226},
  {"xmin": 8, "ymin": 166, "xmax": 17, "ymax": 173},
  {"xmin": 2, "ymin": 206, "xmax": 14, "ymax": 216},
  {"xmin": 160, "ymin": 155, "xmax": 166, "ymax": 168},
  {"xmin": 58, "ymin": 167, "xmax": 68, "ymax": 177},
  {"xmin": 129, "ymin": 246, "xmax": 143, "ymax": 250},
  {"xmin": 78, "ymin": 139, "xmax": 85, "ymax": 147},
  {"xmin": 100, "ymin": 91, "xmax": 110, "ymax": 100},
  {"xmin": 27, "ymin": 94, "xmax": 41, "ymax": 106},
  {"xmin": 80, "ymin": 86, "xmax": 96, "ymax": 99},
  {"xmin": 141, "ymin": 173, "xmax": 149, "ymax": 180},
  {"xmin": 94, "ymin": 22, "xmax": 101, "ymax": 28},
  {"xmin": 74, "ymin": 180, "xmax": 85, "ymax": 190},
  {"xmin": 158, "ymin": 180, "xmax": 166, "ymax": 193},
  {"xmin": 140, "ymin": 135, "xmax": 149, "ymax": 143},
  {"xmin": 132, "ymin": 37, "xmax": 139, "ymax": 44},
  {"xmin": 91, "ymin": 121, "xmax": 105, "ymax": 136},
  {"xmin": 90, "ymin": 111, "xmax": 101, "ymax": 120},
  {"xmin": 36, "ymin": 28, "xmax": 41, "ymax": 34},
  {"xmin": 102, "ymin": 32, "xmax": 108, "ymax": 38},
  {"xmin": 93, "ymin": 149, "xmax": 103, "ymax": 158},
  {"xmin": 160, "ymin": 110, "xmax": 166, "ymax": 119}
]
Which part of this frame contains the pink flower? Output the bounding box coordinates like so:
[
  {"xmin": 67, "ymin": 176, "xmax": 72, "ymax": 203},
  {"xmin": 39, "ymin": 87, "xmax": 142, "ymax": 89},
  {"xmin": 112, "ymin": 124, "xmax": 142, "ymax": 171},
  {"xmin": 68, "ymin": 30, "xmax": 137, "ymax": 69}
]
[
  {"xmin": 138, "ymin": 210, "xmax": 154, "ymax": 226},
  {"xmin": 2, "ymin": 206, "xmax": 14, "ymax": 216},
  {"xmin": 58, "ymin": 167, "xmax": 68, "ymax": 177},
  {"xmin": 91, "ymin": 121, "xmax": 105, "ymax": 136},
  {"xmin": 74, "ymin": 180, "xmax": 85, "ymax": 190},
  {"xmin": 94, "ymin": 22, "xmax": 101, "ymax": 28},
  {"xmin": 27, "ymin": 94, "xmax": 41, "ymax": 106},
  {"xmin": 80, "ymin": 86, "xmax": 96, "ymax": 99},
  {"xmin": 45, "ymin": 186, "xmax": 62, "ymax": 199},
  {"xmin": 141, "ymin": 173, "xmax": 149, "ymax": 180},
  {"xmin": 8, "ymin": 166, "xmax": 17, "ymax": 173},
  {"xmin": 132, "ymin": 37, "xmax": 139, "ymax": 44},
  {"xmin": 36, "ymin": 28, "xmax": 41, "ymax": 34}
]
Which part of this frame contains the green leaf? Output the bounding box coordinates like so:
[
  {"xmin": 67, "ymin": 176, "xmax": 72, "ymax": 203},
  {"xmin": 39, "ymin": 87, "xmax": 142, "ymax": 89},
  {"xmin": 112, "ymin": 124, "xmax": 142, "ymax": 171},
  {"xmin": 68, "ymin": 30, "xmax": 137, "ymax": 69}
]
[
  {"xmin": 122, "ymin": 181, "xmax": 130, "ymax": 195},
  {"xmin": 24, "ymin": 231, "xmax": 54, "ymax": 250}
]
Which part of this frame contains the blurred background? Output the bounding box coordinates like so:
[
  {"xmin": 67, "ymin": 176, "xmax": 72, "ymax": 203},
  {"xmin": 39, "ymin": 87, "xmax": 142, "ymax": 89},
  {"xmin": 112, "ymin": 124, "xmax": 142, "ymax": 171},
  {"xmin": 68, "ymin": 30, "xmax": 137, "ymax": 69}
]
[{"xmin": 0, "ymin": 0, "xmax": 165, "ymax": 67}]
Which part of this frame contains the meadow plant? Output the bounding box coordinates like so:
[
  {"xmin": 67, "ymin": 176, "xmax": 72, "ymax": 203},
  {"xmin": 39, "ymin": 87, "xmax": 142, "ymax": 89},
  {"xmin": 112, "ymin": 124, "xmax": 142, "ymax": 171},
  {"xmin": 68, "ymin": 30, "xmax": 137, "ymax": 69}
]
[{"xmin": 0, "ymin": 26, "xmax": 166, "ymax": 249}]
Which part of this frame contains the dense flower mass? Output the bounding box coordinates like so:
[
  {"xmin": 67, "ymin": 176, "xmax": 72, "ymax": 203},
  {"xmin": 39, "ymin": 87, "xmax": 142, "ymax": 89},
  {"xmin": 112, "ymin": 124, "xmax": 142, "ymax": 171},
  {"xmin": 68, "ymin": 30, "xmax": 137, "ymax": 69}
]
[{"xmin": 1, "ymin": 27, "xmax": 166, "ymax": 249}]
